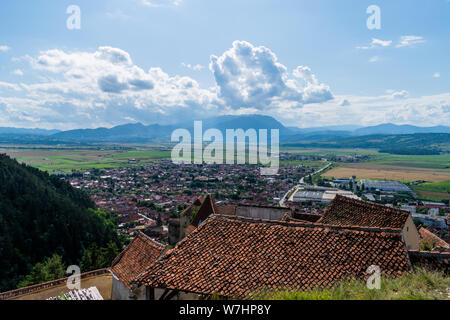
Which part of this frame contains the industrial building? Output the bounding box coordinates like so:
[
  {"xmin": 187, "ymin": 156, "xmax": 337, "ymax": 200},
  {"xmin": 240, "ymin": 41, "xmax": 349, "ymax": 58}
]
[
  {"xmin": 292, "ymin": 186, "xmax": 359, "ymax": 203},
  {"xmin": 359, "ymin": 179, "xmax": 412, "ymax": 193}
]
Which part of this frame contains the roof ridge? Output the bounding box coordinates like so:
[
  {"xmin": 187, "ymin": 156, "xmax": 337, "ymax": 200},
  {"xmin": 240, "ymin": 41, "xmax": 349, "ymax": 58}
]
[
  {"xmin": 111, "ymin": 232, "xmax": 164, "ymax": 267},
  {"xmin": 136, "ymin": 231, "xmax": 165, "ymax": 249},
  {"xmin": 212, "ymin": 214, "xmax": 403, "ymax": 234},
  {"xmin": 333, "ymin": 195, "xmax": 409, "ymax": 214}
]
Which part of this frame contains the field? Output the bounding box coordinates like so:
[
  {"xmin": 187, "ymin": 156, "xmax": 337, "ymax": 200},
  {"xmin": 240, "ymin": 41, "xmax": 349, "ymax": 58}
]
[
  {"xmin": 284, "ymin": 147, "xmax": 450, "ymax": 200},
  {"xmin": 411, "ymin": 181, "xmax": 450, "ymax": 200},
  {"xmin": 322, "ymin": 163, "xmax": 450, "ymax": 183},
  {"xmin": 0, "ymin": 147, "xmax": 171, "ymax": 173}
]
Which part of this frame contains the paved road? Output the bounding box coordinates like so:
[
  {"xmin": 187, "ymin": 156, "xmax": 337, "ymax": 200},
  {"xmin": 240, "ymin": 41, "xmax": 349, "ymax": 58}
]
[{"xmin": 279, "ymin": 162, "xmax": 332, "ymax": 207}]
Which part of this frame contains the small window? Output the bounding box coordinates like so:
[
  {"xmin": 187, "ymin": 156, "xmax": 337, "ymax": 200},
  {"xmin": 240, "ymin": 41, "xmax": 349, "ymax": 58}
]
[{"xmin": 406, "ymin": 227, "xmax": 409, "ymax": 232}]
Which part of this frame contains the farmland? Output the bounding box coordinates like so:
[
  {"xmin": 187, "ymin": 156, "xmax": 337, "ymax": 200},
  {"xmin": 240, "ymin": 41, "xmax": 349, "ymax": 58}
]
[
  {"xmin": 0, "ymin": 147, "xmax": 171, "ymax": 173},
  {"xmin": 322, "ymin": 163, "xmax": 450, "ymax": 183}
]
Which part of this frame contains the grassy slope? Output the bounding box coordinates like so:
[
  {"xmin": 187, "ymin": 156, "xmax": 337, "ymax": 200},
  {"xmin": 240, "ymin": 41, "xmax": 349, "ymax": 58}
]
[{"xmin": 257, "ymin": 269, "xmax": 450, "ymax": 300}]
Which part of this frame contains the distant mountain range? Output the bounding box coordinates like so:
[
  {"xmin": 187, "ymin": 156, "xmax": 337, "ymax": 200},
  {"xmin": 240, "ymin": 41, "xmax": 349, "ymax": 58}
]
[
  {"xmin": 0, "ymin": 115, "xmax": 449, "ymax": 154},
  {"xmin": 49, "ymin": 115, "xmax": 450, "ymax": 142},
  {"xmin": 0, "ymin": 127, "xmax": 60, "ymax": 136},
  {"xmin": 352, "ymin": 123, "xmax": 450, "ymax": 136}
]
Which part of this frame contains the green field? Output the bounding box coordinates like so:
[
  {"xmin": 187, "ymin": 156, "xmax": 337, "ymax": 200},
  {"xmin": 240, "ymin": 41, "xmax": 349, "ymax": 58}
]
[
  {"xmin": 282, "ymin": 147, "xmax": 450, "ymax": 170},
  {"xmin": 412, "ymin": 181, "xmax": 450, "ymax": 201},
  {"xmin": 0, "ymin": 147, "xmax": 171, "ymax": 173}
]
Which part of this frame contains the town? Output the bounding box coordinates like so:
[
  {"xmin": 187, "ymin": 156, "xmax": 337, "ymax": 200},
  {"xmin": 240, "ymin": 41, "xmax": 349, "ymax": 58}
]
[{"xmin": 62, "ymin": 152, "xmax": 449, "ymax": 247}]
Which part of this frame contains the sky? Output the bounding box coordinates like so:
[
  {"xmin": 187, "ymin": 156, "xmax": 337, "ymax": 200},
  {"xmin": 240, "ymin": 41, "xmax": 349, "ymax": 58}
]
[{"xmin": 0, "ymin": 0, "xmax": 449, "ymax": 130}]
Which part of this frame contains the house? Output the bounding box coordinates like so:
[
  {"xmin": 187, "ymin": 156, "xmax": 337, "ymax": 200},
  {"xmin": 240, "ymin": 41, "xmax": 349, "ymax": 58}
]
[
  {"xmin": 168, "ymin": 196, "xmax": 204, "ymax": 245},
  {"xmin": 318, "ymin": 195, "xmax": 420, "ymax": 250},
  {"xmin": 169, "ymin": 194, "xmax": 293, "ymax": 245},
  {"xmin": 109, "ymin": 232, "xmax": 165, "ymax": 300},
  {"xmin": 133, "ymin": 214, "xmax": 411, "ymax": 300},
  {"xmin": 418, "ymin": 226, "xmax": 450, "ymax": 252}
]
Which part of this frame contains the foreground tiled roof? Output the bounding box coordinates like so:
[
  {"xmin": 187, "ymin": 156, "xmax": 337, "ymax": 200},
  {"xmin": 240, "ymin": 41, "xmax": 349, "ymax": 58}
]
[
  {"xmin": 110, "ymin": 232, "xmax": 165, "ymax": 289},
  {"xmin": 135, "ymin": 215, "xmax": 411, "ymax": 298},
  {"xmin": 318, "ymin": 195, "xmax": 410, "ymax": 229}
]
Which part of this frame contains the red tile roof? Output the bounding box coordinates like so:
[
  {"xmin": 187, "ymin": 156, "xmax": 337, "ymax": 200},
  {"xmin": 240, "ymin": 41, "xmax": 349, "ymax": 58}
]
[
  {"xmin": 110, "ymin": 232, "xmax": 165, "ymax": 289},
  {"xmin": 318, "ymin": 195, "xmax": 410, "ymax": 229},
  {"xmin": 135, "ymin": 215, "xmax": 411, "ymax": 298},
  {"xmin": 418, "ymin": 226, "xmax": 450, "ymax": 251}
]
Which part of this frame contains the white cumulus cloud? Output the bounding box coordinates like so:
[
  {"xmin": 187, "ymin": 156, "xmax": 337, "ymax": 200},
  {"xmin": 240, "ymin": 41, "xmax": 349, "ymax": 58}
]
[{"xmin": 210, "ymin": 40, "xmax": 333, "ymax": 110}]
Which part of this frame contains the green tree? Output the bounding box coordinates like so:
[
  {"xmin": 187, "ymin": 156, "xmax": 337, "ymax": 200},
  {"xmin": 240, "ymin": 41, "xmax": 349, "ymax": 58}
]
[
  {"xmin": 18, "ymin": 254, "xmax": 66, "ymax": 288},
  {"xmin": 80, "ymin": 241, "xmax": 120, "ymax": 272}
]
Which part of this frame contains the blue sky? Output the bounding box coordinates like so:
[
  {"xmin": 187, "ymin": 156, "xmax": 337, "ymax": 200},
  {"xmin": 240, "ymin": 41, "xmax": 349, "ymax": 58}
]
[{"xmin": 0, "ymin": 0, "xmax": 449, "ymax": 129}]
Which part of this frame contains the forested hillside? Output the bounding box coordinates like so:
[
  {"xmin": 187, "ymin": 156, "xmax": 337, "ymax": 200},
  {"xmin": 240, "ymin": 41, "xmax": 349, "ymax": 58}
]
[
  {"xmin": 0, "ymin": 154, "xmax": 123, "ymax": 292},
  {"xmin": 283, "ymin": 133, "xmax": 450, "ymax": 155}
]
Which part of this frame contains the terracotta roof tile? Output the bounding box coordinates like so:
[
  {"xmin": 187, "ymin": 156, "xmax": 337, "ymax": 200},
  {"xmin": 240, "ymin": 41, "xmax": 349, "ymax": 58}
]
[
  {"xmin": 318, "ymin": 195, "xmax": 410, "ymax": 229},
  {"xmin": 135, "ymin": 215, "xmax": 411, "ymax": 298},
  {"xmin": 110, "ymin": 232, "xmax": 165, "ymax": 289},
  {"xmin": 418, "ymin": 226, "xmax": 450, "ymax": 251}
]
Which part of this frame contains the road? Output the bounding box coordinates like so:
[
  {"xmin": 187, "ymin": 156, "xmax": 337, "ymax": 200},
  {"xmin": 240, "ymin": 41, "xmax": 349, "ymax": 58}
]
[{"xmin": 279, "ymin": 162, "xmax": 332, "ymax": 207}]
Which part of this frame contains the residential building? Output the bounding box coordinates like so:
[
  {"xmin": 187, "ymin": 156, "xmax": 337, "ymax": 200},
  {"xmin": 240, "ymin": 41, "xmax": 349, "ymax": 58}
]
[
  {"xmin": 109, "ymin": 232, "xmax": 165, "ymax": 300},
  {"xmin": 133, "ymin": 214, "xmax": 412, "ymax": 299},
  {"xmin": 318, "ymin": 195, "xmax": 420, "ymax": 250}
]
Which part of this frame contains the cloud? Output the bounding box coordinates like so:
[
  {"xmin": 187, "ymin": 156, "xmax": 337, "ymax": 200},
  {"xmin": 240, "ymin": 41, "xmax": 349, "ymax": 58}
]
[
  {"xmin": 356, "ymin": 38, "xmax": 392, "ymax": 50},
  {"xmin": 31, "ymin": 47, "xmax": 154, "ymax": 94},
  {"xmin": 12, "ymin": 69, "xmax": 24, "ymax": 76},
  {"xmin": 2, "ymin": 41, "xmax": 448, "ymax": 130},
  {"xmin": 106, "ymin": 9, "xmax": 131, "ymax": 21},
  {"xmin": 0, "ymin": 45, "xmax": 10, "ymax": 52},
  {"xmin": 389, "ymin": 90, "xmax": 409, "ymax": 99},
  {"xmin": 433, "ymin": 72, "xmax": 441, "ymax": 78},
  {"xmin": 140, "ymin": 0, "xmax": 183, "ymax": 8},
  {"xmin": 396, "ymin": 36, "xmax": 425, "ymax": 48},
  {"xmin": 0, "ymin": 81, "xmax": 21, "ymax": 91},
  {"xmin": 181, "ymin": 63, "xmax": 204, "ymax": 71},
  {"xmin": 10, "ymin": 46, "xmax": 220, "ymax": 128},
  {"xmin": 210, "ymin": 40, "xmax": 333, "ymax": 110},
  {"xmin": 369, "ymin": 56, "xmax": 380, "ymax": 63},
  {"xmin": 278, "ymin": 93, "xmax": 450, "ymax": 128}
]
